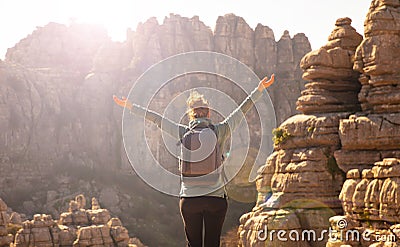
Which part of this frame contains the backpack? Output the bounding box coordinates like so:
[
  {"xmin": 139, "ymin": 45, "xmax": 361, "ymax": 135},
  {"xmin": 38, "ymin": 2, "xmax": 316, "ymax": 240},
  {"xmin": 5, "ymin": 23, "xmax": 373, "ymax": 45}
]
[{"xmin": 179, "ymin": 125, "xmax": 222, "ymax": 185}]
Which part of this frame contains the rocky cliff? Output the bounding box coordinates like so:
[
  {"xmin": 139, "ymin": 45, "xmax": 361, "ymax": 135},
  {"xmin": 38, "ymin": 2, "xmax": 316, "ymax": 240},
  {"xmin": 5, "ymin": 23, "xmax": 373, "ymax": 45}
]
[
  {"xmin": 0, "ymin": 14, "xmax": 311, "ymax": 246},
  {"xmin": 1, "ymin": 14, "xmax": 310, "ymax": 171},
  {"xmin": 238, "ymin": 0, "xmax": 400, "ymax": 246}
]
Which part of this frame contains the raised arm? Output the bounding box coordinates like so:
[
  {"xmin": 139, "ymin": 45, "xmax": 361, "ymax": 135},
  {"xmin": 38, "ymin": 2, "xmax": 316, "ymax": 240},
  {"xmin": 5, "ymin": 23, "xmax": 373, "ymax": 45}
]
[
  {"xmin": 217, "ymin": 74, "xmax": 275, "ymax": 136},
  {"xmin": 113, "ymin": 95, "xmax": 187, "ymax": 139}
]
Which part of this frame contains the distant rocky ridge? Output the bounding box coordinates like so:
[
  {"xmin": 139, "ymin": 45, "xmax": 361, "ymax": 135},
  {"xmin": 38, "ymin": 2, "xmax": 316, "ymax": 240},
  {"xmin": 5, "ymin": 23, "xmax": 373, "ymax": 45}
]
[
  {"xmin": 239, "ymin": 0, "xmax": 400, "ymax": 246},
  {"xmin": 1, "ymin": 14, "xmax": 310, "ymax": 170},
  {"xmin": 0, "ymin": 14, "xmax": 310, "ymax": 246}
]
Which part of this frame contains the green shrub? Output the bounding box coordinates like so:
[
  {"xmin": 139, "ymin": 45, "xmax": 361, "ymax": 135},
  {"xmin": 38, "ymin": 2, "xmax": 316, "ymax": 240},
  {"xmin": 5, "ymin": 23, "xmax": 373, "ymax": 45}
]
[{"xmin": 272, "ymin": 128, "xmax": 291, "ymax": 145}]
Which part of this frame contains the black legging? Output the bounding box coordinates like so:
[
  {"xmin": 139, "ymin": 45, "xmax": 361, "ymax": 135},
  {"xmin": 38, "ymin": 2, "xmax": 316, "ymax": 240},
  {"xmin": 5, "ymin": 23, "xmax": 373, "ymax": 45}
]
[{"xmin": 180, "ymin": 196, "xmax": 228, "ymax": 247}]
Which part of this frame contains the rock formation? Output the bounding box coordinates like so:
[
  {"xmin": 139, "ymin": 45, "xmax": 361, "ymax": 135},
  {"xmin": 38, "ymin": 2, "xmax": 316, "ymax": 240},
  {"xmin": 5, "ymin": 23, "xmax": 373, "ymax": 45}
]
[
  {"xmin": 238, "ymin": 17, "xmax": 363, "ymax": 247},
  {"xmin": 14, "ymin": 214, "xmax": 64, "ymax": 247},
  {"xmin": 297, "ymin": 17, "xmax": 362, "ymax": 114},
  {"xmin": 5, "ymin": 22, "xmax": 109, "ymax": 73},
  {"xmin": 239, "ymin": 0, "xmax": 400, "ymax": 246},
  {"xmin": 214, "ymin": 14, "xmax": 255, "ymax": 69},
  {"xmin": 325, "ymin": 0, "xmax": 400, "ymax": 246},
  {"xmin": 335, "ymin": 0, "xmax": 400, "ymax": 174},
  {"xmin": 354, "ymin": 0, "xmax": 400, "ymax": 113},
  {"xmin": 11, "ymin": 195, "xmax": 133, "ymax": 247},
  {"xmin": 127, "ymin": 13, "xmax": 311, "ymax": 123},
  {"xmin": 326, "ymin": 159, "xmax": 400, "ymax": 246},
  {"xmin": 0, "ymin": 198, "xmax": 13, "ymax": 246},
  {"xmin": 59, "ymin": 195, "xmax": 115, "ymax": 228}
]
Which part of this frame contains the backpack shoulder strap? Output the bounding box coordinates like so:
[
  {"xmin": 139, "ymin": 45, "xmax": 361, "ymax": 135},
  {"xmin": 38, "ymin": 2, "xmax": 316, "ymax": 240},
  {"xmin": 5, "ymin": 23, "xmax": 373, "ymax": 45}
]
[{"xmin": 208, "ymin": 124, "xmax": 217, "ymax": 136}]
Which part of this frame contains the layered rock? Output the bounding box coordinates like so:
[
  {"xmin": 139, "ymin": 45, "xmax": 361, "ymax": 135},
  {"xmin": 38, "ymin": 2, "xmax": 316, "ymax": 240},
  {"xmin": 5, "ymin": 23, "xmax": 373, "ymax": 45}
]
[
  {"xmin": 270, "ymin": 31, "xmax": 312, "ymax": 123},
  {"xmin": 254, "ymin": 24, "xmax": 277, "ymax": 78},
  {"xmin": 253, "ymin": 25, "xmax": 310, "ymax": 123},
  {"xmin": 128, "ymin": 13, "xmax": 311, "ymax": 123},
  {"xmin": 241, "ymin": 2, "xmax": 400, "ymax": 245},
  {"xmin": 354, "ymin": 0, "xmax": 400, "ymax": 113},
  {"xmin": 5, "ymin": 22, "xmax": 109, "ymax": 73},
  {"xmin": 297, "ymin": 17, "xmax": 363, "ymax": 114},
  {"xmin": 323, "ymin": 0, "xmax": 400, "ymax": 246},
  {"xmin": 14, "ymin": 214, "xmax": 64, "ymax": 247},
  {"xmin": 238, "ymin": 18, "xmax": 363, "ymax": 247},
  {"xmin": 239, "ymin": 115, "xmax": 347, "ymax": 247},
  {"xmin": 260, "ymin": 114, "xmax": 346, "ymax": 210},
  {"xmin": 13, "ymin": 195, "xmax": 131, "ymax": 247},
  {"xmin": 129, "ymin": 14, "xmax": 213, "ymax": 70},
  {"xmin": 0, "ymin": 198, "xmax": 13, "ymax": 246},
  {"xmin": 214, "ymin": 14, "xmax": 255, "ymax": 69},
  {"xmin": 334, "ymin": 0, "xmax": 400, "ymax": 173},
  {"xmin": 58, "ymin": 197, "xmax": 112, "ymax": 227},
  {"xmin": 239, "ymin": 209, "xmax": 310, "ymax": 247},
  {"xmin": 73, "ymin": 218, "xmax": 130, "ymax": 247},
  {"xmin": 338, "ymin": 169, "xmax": 362, "ymax": 216},
  {"xmin": 326, "ymin": 159, "xmax": 400, "ymax": 246},
  {"xmin": 335, "ymin": 114, "xmax": 400, "ymax": 172},
  {"xmin": 73, "ymin": 225, "xmax": 114, "ymax": 247}
]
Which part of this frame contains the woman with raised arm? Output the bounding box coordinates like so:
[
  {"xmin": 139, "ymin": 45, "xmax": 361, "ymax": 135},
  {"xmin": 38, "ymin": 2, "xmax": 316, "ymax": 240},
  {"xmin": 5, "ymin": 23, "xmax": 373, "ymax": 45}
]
[{"xmin": 114, "ymin": 74, "xmax": 274, "ymax": 247}]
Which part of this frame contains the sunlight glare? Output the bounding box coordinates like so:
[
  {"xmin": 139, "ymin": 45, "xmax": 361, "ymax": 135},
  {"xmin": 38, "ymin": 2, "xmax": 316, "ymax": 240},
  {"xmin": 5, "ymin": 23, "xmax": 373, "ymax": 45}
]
[{"xmin": 56, "ymin": 0, "xmax": 139, "ymax": 41}]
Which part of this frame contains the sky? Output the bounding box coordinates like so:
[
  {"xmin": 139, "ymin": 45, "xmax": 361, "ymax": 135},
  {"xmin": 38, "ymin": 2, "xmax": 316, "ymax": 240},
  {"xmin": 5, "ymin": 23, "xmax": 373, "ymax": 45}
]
[{"xmin": 0, "ymin": 0, "xmax": 372, "ymax": 59}]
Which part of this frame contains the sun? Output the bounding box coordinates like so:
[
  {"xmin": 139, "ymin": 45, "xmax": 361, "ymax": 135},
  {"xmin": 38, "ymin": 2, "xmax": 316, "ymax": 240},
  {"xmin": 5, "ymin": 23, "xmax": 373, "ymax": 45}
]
[{"xmin": 57, "ymin": 0, "xmax": 139, "ymax": 41}]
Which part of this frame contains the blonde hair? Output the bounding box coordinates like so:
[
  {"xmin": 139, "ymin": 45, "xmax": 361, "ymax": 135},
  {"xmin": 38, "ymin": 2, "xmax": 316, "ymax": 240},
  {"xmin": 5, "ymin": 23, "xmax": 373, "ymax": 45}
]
[{"xmin": 186, "ymin": 91, "xmax": 209, "ymax": 120}]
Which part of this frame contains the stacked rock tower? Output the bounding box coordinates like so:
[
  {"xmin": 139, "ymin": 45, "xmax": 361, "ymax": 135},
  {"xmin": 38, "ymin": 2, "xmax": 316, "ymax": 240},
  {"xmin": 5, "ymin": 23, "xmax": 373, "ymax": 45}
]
[
  {"xmin": 326, "ymin": 0, "xmax": 400, "ymax": 246},
  {"xmin": 238, "ymin": 17, "xmax": 363, "ymax": 247},
  {"xmin": 239, "ymin": 0, "xmax": 400, "ymax": 246},
  {"xmin": 335, "ymin": 0, "xmax": 400, "ymax": 173},
  {"xmin": 297, "ymin": 17, "xmax": 362, "ymax": 114}
]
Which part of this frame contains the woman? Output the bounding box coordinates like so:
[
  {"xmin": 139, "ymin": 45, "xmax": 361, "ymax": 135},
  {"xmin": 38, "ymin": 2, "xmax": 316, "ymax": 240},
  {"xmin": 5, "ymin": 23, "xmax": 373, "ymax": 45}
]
[{"xmin": 114, "ymin": 74, "xmax": 274, "ymax": 247}]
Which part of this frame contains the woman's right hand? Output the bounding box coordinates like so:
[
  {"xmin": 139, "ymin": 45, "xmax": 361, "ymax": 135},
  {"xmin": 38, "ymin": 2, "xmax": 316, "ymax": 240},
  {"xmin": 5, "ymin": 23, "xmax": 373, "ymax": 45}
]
[
  {"xmin": 113, "ymin": 95, "xmax": 133, "ymax": 110},
  {"xmin": 257, "ymin": 74, "xmax": 275, "ymax": 92}
]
